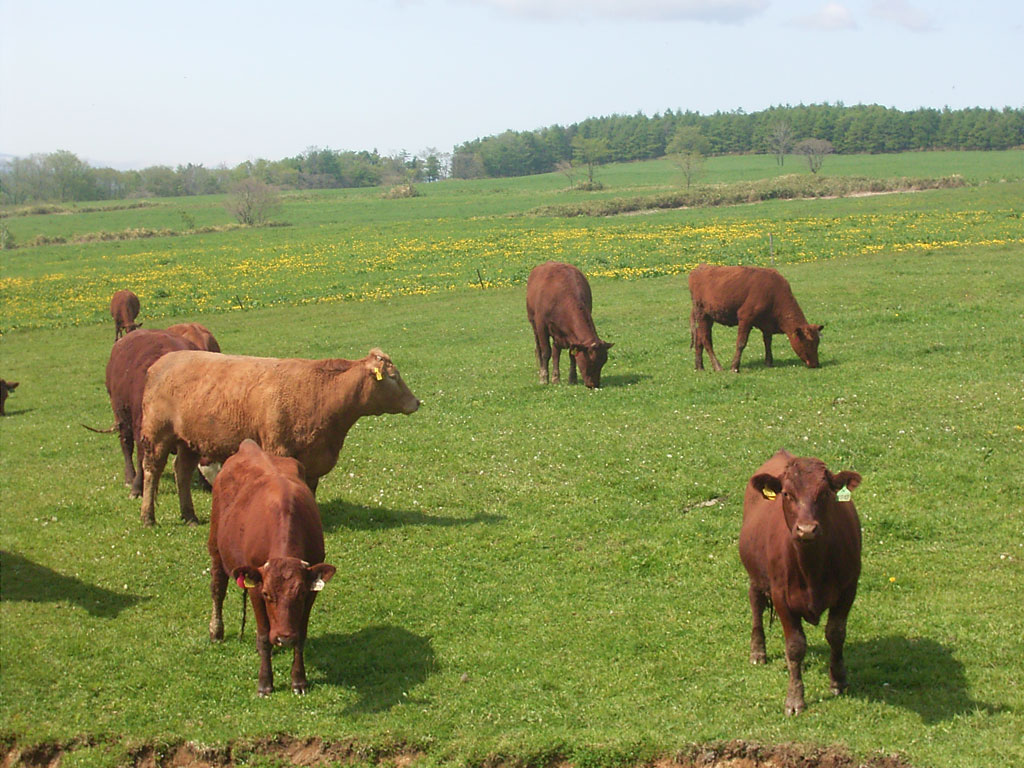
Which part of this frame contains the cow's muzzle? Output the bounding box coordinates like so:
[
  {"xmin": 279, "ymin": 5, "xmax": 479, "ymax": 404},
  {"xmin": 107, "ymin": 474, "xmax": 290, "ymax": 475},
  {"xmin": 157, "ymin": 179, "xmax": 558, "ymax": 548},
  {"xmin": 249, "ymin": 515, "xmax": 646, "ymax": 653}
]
[
  {"xmin": 793, "ymin": 522, "xmax": 821, "ymax": 541},
  {"xmin": 273, "ymin": 633, "xmax": 298, "ymax": 648}
]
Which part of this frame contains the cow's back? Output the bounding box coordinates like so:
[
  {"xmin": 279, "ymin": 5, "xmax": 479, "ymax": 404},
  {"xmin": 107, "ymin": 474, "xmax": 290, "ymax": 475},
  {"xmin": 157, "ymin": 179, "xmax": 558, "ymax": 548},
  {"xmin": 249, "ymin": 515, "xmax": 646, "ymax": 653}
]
[
  {"xmin": 689, "ymin": 265, "xmax": 790, "ymax": 324},
  {"xmin": 527, "ymin": 261, "xmax": 592, "ymax": 321},
  {"xmin": 211, "ymin": 441, "xmax": 324, "ymax": 572}
]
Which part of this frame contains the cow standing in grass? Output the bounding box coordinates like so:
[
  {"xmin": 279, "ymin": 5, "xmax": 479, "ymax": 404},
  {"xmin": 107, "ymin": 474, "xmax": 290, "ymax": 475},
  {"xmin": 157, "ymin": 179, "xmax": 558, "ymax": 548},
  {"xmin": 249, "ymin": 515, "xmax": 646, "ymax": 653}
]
[
  {"xmin": 0, "ymin": 379, "xmax": 18, "ymax": 415},
  {"xmin": 739, "ymin": 449, "xmax": 863, "ymax": 715},
  {"xmin": 209, "ymin": 440, "xmax": 336, "ymax": 696},
  {"xmin": 688, "ymin": 264, "xmax": 823, "ymax": 372},
  {"xmin": 139, "ymin": 348, "xmax": 419, "ymax": 526},
  {"xmin": 526, "ymin": 261, "xmax": 613, "ymax": 388},
  {"xmin": 110, "ymin": 290, "xmax": 142, "ymax": 340}
]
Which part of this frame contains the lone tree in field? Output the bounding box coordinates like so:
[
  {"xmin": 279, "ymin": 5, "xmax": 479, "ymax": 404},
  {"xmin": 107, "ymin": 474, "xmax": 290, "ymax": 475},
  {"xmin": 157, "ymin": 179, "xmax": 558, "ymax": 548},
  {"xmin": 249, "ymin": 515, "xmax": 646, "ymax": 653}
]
[
  {"xmin": 571, "ymin": 136, "xmax": 610, "ymax": 187},
  {"xmin": 226, "ymin": 178, "xmax": 281, "ymax": 226},
  {"xmin": 795, "ymin": 138, "xmax": 834, "ymax": 174},
  {"xmin": 666, "ymin": 125, "xmax": 711, "ymax": 189},
  {"xmin": 767, "ymin": 119, "xmax": 794, "ymax": 166},
  {"xmin": 555, "ymin": 159, "xmax": 577, "ymax": 188}
]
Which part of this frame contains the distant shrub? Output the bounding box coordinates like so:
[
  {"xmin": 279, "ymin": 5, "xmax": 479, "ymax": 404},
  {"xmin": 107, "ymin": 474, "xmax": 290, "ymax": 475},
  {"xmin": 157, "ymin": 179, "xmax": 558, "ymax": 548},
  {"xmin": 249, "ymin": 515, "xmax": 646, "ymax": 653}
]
[{"xmin": 382, "ymin": 183, "xmax": 420, "ymax": 199}]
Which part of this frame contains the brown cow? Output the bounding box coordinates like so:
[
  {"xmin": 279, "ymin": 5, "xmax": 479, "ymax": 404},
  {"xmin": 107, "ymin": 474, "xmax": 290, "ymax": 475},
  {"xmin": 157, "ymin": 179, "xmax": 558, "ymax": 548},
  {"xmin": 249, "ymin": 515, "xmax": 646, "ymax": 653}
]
[
  {"xmin": 140, "ymin": 348, "xmax": 419, "ymax": 526},
  {"xmin": 688, "ymin": 264, "xmax": 823, "ymax": 372},
  {"xmin": 94, "ymin": 326, "xmax": 221, "ymax": 496},
  {"xmin": 738, "ymin": 449, "xmax": 863, "ymax": 715},
  {"xmin": 0, "ymin": 379, "xmax": 19, "ymax": 415},
  {"xmin": 166, "ymin": 322, "xmax": 222, "ymax": 353},
  {"xmin": 526, "ymin": 261, "xmax": 613, "ymax": 388},
  {"xmin": 110, "ymin": 290, "xmax": 142, "ymax": 340},
  {"xmin": 208, "ymin": 439, "xmax": 336, "ymax": 696}
]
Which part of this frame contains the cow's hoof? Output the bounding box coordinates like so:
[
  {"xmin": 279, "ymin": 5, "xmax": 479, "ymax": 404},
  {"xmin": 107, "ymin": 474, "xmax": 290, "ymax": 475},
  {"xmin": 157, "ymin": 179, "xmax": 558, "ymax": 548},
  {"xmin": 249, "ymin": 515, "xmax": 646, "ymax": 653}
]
[
  {"xmin": 182, "ymin": 515, "xmax": 200, "ymax": 527},
  {"xmin": 750, "ymin": 651, "xmax": 767, "ymax": 665},
  {"xmin": 830, "ymin": 682, "xmax": 847, "ymax": 696},
  {"xmin": 129, "ymin": 490, "xmax": 142, "ymax": 499},
  {"xmin": 784, "ymin": 701, "xmax": 805, "ymax": 716},
  {"xmin": 140, "ymin": 515, "xmax": 156, "ymax": 528},
  {"xmin": 258, "ymin": 685, "xmax": 273, "ymax": 697},
  {"xmin": 292, "ymin": 684, "xmax": 307, "ymax": 695}
]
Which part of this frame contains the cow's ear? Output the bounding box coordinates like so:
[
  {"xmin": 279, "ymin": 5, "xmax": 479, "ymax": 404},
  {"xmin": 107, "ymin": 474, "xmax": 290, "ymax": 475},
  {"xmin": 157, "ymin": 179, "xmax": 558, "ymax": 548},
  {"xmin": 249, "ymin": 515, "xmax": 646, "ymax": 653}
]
[
  {"xmin": 829, "ymin": 470, "xmax": 862, "ymax": 491},
  {"xmin": 752, "ymin": 473, "xmax": 782, "ymax": 499},
  {"xmin": 232, "ymin": 566, "xmax": 262, "ymax": 589},
  {"xmin": 814, "ymin": 324, "xmax": 824, "ymax": 334},
  {"xmin": 308, "ymin": 564, "xmax": 336, "ymax": 591}
]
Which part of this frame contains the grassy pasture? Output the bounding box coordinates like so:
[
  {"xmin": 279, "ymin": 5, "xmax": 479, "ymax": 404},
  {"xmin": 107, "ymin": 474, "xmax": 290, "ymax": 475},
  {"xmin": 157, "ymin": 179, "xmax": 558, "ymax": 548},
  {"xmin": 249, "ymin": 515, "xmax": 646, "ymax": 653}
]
[{"xmin": 1, "ymin": 153, "xmax": 1023, "ymax": 768}]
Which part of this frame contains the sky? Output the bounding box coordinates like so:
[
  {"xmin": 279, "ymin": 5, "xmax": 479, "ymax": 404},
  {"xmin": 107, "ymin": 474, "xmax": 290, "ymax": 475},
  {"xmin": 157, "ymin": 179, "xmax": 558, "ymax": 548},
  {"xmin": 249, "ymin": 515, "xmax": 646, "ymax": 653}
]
[{"xmin": 0, "ymin": 0, "xmax": 1020, "ymax": 170}]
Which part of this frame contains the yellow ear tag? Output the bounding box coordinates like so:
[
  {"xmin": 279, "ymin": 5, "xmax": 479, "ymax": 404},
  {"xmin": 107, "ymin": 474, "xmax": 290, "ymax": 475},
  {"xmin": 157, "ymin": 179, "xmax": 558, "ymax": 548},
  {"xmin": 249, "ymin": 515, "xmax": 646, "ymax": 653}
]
[
  {"xmin": 243, "ymin": 576, "xmax": 257, "ymax": 589},
  {"xmin": 762, "ymin": 488, "xmax": 777, "ymax": 500},
  {"xmin": 373, "ymin": 367, "xmax": 383, "ymax": 381},
  {"xmin": 836, "ymin": 485, "xmax": 852, "ymax": 502}
]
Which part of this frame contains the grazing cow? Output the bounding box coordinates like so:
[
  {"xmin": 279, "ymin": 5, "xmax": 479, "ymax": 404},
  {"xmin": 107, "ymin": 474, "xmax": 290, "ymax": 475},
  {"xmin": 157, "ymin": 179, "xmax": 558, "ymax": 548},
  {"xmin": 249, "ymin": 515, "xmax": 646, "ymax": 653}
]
[
  {"xmin": 738, "ymin": 449, "xmax": 863, "ymax": 715},
  {"xmin": 0, "ymin": 379, "xmax": 18, "ymax": 415},
  {"xmin": 208, "ymin": 440, "xmax": 336, "ymax": 696},
  {"xmin": 526, "ymin": 261, "xmax": 613, "ymax": 388},
  {"xmin": 110, "ymin": 290, "xmax": 142, "ymax": 340},
  {"xmin": 140, "ymin": 348, "xmax": 419, "ymax": 526},
  {"xmin": 166, "ymin": 322, "xmax": 222, "ymax": 353},
  {"xmin": 688, "ymin": 264, "xmax": 823, "ymax": 372},
  {"xmin": 95, "ymin": 326, "xmax": 222, "ymax": 497}
]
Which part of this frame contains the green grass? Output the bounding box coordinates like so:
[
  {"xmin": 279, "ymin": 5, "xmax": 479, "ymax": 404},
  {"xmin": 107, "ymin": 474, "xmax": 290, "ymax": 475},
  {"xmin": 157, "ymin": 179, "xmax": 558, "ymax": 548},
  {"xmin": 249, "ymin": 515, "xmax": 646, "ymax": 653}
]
[{"xmin": 1, "ymin": 152, "xmax": 1023, "ymax": 768}]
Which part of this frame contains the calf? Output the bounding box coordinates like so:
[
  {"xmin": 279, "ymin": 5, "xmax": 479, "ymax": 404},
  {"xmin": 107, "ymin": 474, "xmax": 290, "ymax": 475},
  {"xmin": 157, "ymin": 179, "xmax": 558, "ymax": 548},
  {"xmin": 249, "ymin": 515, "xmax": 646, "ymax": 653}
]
[
  {"xmin": 140, "ymin": 348, "xmax": 419, "ymax": 526},
  {"xmin": 738, "ymin": 449, "xmax": 862, "ymax": 715},
  {"xmin": 208, "ymin": 440, "xmax": 336, "ymax": 695},
  {"xmin": 0, "ymin": 379, "xmax": 18, "ymax": 415},
  {"xmin": 110, "ymin": 290, "xmax": 142, "ymax": 340},
  {"xmin": 688, "ymin": 264, "xmax": 823, "ymax": 372},
  {"xmin": 526, "ymin": 261, "xmax": 613, "ymax": 388}
]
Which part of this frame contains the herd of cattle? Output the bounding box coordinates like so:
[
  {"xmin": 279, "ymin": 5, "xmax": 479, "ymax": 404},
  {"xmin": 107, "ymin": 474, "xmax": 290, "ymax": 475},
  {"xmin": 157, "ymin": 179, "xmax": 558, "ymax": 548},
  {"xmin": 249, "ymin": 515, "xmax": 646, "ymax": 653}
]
[{"xmin": 5, "ymin": 262, "xmax": 861, "ymax": 715}]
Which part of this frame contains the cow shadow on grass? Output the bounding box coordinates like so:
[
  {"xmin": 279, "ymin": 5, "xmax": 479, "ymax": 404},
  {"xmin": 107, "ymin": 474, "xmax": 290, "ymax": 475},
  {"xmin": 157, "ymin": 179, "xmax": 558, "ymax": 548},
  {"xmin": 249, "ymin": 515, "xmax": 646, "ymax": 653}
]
[
  {"xmin": 0, "ymin": 550, "xmax": 147, "ymax": 619},
  {"xmin": 822, "ymin": 635, "xmax": 1008, "ymax": 723},
  {"xmin": 307, "ymin": 625, "xmax": 436, "ymax": 714},
  {"xmin": 318, "ymin": 499, "xmax": 503, "ymax": 533},
  {"xmin": 597, "ymin": 373, "xmax": 646, "ymax": 388}
]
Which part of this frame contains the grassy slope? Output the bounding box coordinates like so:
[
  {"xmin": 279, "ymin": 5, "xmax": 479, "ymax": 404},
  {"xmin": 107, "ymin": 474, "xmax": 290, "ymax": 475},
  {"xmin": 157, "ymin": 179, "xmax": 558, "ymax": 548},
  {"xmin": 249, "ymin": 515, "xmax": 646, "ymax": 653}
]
[{"xmin": 1, "ymin": 152, "xmax": 1023, "ymax": 768}]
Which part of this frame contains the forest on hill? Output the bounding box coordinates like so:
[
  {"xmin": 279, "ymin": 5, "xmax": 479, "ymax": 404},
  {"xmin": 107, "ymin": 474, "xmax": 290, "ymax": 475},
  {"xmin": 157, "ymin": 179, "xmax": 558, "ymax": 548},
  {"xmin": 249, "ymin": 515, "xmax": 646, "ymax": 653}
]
[{"xmin": 2, "ymin": 103, "xmax": 1021, "ymax": 205}]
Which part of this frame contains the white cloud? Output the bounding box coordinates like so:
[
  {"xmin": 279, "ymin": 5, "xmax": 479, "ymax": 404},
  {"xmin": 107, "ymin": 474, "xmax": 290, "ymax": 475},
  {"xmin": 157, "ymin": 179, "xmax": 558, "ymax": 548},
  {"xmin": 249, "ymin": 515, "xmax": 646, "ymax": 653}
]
[
  {"xmin": 869, "ymin": 0, "xmax": 936, "ymax": 32},
  {"xmin": 453, "ymin": 0, "xmax": 770, "ymax": 24},
  {"xmin": 793, "ymin": 3, "xmax": 857, "ymax": 31}
]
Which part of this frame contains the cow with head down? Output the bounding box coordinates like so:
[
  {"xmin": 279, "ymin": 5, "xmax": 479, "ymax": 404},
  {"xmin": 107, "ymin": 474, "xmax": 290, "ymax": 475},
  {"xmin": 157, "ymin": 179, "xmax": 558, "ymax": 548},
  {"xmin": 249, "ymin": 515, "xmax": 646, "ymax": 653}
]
[
  {"xmin": 526, "ymin": 261, "xmax": 613, "ymax": 388},
  {"xmin": 140, "ymin": 347, "xmax": 419, "ymax": 526},
  {"xmin": 110, "ymin": 290, "xmax": 142, "ymax": 340},
  {"xmin": 209, "ymin": 439, "xmax": 336, "ymax": 695},
  {"xmin": 688, "ymin": 264, "xmax": 823, "ymax": 372},
  {"xmin": 739, "ymin": 449, "xmax": 863, "ymax": 715}
]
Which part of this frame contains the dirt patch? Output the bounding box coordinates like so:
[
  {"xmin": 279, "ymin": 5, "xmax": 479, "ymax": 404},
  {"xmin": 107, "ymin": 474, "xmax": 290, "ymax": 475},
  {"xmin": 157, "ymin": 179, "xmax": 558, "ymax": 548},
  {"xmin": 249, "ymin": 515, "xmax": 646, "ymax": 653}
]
[{"xmin": 1, "ymin": 737, "xmax": 915, "ymax": 768}]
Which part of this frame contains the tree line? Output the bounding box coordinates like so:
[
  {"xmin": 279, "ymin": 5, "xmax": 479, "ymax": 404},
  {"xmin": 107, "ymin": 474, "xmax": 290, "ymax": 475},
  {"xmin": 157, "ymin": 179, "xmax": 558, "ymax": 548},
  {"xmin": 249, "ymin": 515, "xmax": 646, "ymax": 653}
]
[
  {"xmin": 451, "ymin": 104, "xmax": 1023, "ymax": 179},
  {"xmin": 0, "ymin": 147, "xmax": 451, "ymax": 205},
  {"xmin": 3, "ymin": 104, "xmax": 1021, "ymax": 204}
]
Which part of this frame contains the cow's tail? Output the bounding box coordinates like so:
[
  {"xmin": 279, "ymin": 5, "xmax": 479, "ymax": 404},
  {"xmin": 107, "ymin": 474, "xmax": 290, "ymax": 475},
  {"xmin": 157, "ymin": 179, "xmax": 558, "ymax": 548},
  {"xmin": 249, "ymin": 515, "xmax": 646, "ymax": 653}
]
[
  {"xmin": 239, "ymin": 589, "xmax": 248, "ymax": 640},
  {"xmin": 81, "ymin": 423, "xmax": 118, "ymax": 434},
  {"xmin": 767, "ymin": 595, "xmax": 776, "ymax": 629}
]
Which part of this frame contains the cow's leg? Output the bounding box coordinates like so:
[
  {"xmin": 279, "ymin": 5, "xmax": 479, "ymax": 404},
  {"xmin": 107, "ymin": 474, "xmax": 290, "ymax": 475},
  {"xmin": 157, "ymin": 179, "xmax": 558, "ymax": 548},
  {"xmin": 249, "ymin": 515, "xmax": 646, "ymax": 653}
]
[
  {"xmin": 776, "ymin": 603, "xmax": 808, "ymax": 715},
  {"xmin": 291, "ymin": 597, "xmax": 315, "ymax": 694},
  {"xmin": 551, "ymin": 345, "xmax": 562, "ymax": 384},
  {"xmin": 730, "ymin": 320, "xmax": 753, "ymax": 372},
  {"xmin": 568, "ymin": 351, "xmax": 578, "ymax": 385},
  {"xmin": 251, "ymin": 595, "xmax": 274, "ymax": 696},
  {"xmin": 534, "ymin": 330, "xmax": 551, "ymax": 384},
  {"xmin": 762, "ymin": 329, "xmax": 774, "ymax": 367},
  {"xmin": 699, "ymin": 318, "xmax": 724, "ymax": 371},
  {"xmin": 173, "ymin": 445, "xmax": 200, "ymax": 525},
  {"xmin": 209, "ymin": 565, "xmax": 227, "ymax": 642},
  {"xmin": 117, "ymin": 420, "xmax": 136, "ymax": 490},
  {"xmin": 748, "ymin": 585, "xmax": 768, "ymax": 664},
  {"xmin": 826, "ymin": 590, "xmax": 856, "ymax": 696},
  {"xmin": 140, "ymin": 441, "xmax": 170, "ymax": 527},
  {"xmin": 691, "ymin": 308, "xmax": 705, "ymax": 371},
  {"xmin": 130, "ymin": 435, "xmax": 146, "ymax": 497}
]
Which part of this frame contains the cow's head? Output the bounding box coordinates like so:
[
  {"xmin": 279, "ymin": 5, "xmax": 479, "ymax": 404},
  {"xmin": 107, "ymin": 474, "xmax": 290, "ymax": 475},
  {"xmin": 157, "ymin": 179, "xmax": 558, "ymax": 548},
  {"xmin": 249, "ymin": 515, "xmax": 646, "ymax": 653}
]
[
  {"xmin": 788, "ymin": 324, "xmax": 823, "ymax": 368},
  {"xmin": 752, "ymin": 457, "xmax": 861, "ymax": 543},
  {"xmin": 570, "ymin": 340, "xmax": 613, "ymax": 388},
  {"xmin": 234, "ymin": 558, "xmax": 336, "ymax": 647},
  {"xmin": 363, "ymin": 349, "xmax": 420, "ymax": 415}
]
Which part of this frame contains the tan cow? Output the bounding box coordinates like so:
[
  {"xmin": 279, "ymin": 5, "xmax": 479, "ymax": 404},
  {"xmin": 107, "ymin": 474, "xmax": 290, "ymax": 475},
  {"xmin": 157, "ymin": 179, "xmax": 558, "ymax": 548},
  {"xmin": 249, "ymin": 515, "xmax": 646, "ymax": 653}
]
[{"xmin": 139, "ymin": 348, "xmax": 419, "ymax": 526}]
